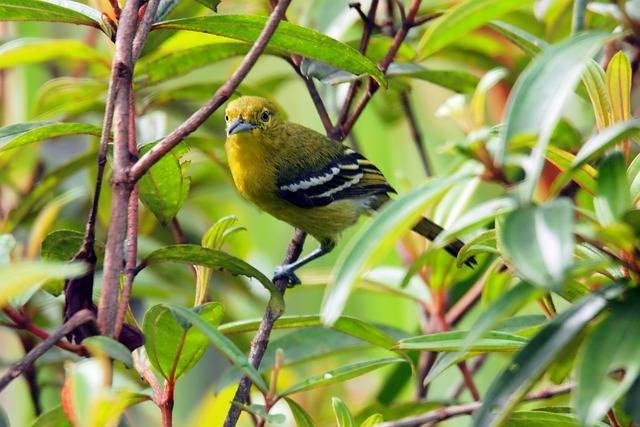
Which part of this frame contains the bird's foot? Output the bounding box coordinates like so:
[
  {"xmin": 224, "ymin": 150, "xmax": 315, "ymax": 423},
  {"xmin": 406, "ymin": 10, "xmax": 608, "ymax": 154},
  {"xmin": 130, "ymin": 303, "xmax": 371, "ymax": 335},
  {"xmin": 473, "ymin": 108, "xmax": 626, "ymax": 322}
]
[{"xmin": 273, "ymin": 265, "xmax": 301, "ymax": 287}]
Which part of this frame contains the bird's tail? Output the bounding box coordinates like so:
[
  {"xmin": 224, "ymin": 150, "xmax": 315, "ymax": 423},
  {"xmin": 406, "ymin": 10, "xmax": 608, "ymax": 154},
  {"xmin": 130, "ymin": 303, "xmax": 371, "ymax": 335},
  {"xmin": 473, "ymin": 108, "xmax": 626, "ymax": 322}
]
[{"xmin": 412, "ymin": 217, "xmax": 476, "ymax": 267}]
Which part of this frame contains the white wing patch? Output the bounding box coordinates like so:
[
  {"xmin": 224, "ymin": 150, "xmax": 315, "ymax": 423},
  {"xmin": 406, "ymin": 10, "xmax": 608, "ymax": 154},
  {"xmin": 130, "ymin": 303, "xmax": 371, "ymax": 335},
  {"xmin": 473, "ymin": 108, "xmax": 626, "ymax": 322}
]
[
  {"xmin": 279, "ymin": 166, "xmax": 341, "ymax": 192},
  {"xmin": 311, "ymin": 172, "xmax": 363, "ymax": 198}
]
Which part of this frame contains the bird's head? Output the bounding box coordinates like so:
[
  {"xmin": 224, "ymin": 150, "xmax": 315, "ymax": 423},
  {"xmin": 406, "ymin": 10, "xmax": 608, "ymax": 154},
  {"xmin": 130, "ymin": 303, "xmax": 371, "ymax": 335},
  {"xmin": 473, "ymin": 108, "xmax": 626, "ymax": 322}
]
[{"xmin": 224, "ymin": 96, "xmax": 281, "ymax": 138}]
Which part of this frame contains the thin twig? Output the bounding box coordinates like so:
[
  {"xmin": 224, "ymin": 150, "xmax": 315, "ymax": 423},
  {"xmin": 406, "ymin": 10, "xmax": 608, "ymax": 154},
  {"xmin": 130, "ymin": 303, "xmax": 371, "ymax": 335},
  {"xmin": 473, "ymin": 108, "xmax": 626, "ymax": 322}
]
[
  {"xmin": 224, "ymin": 229, "xmax": 306, "ymax": 427},
  {"xmin": 445, "ymin": 275, "xmax": 485, "ymax": 327},
  {"xmin": 132, "ymin": 0, "xmax": 160, "ymax": 61},
  {"xmin": 339, "ymin": 0, "xmax": 423, "ymax": 139},
  {"xmin": 377, "ymin": 383, "xmax": 574, "ymax": 427},
  {"xmin": 98, "ymin": 0, "xmax": 144, "ymax": 337},
  {"xmin": 3, "ymin": 307, "xmax": 86, "ymax": 355},
  {"xmin": 130, "ymin": 0, "xmax": 293, "ymax": 182},
  {"xmin": 0, "ymin": 310, "xmax": 93, "ymax": 393},
  {"xmin": 336, "ymin": 0, "xmax": 379, "ymax": 131},
  {"xmin": 449, "ymin": 355, "xmax": 487, "ymax": 399},
  {"xmin": 399, "ymin": 91, "xmax": 432, "ymax": 176}
]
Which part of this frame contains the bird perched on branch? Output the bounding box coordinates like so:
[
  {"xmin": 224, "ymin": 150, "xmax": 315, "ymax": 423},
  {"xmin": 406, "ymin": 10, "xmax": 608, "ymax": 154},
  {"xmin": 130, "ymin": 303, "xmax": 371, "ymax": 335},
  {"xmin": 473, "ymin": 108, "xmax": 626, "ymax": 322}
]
[{"xmin": 224, "ymin": 96, "xmax": 472, "ymax": 285}]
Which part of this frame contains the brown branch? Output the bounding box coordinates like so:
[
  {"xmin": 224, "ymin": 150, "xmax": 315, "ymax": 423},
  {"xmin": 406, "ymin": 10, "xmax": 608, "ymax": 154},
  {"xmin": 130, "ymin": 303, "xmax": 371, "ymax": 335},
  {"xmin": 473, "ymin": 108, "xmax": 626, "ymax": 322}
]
[
  {"xmin": 132, "ymin": 0, "xmax": 159, "ymax": 61},
  {"xmin": 378, "ymin": 383, "xmax": 574, "ymax": 427},
  {"xmin": 129, "ymin": 0, "xmax": 293, "ymax": 182},
  {"xmin": 224, "ymin": 229, "xmax": 306, "ymax": 427},
  {"xmin": 3, "ymin": 307, "xmax": 86, "ymax": 355},
  {"xmin": 449, "ymin": 355, "xmax": 487, "ymax": 399},
  {"xmin": 114, "ymin": 90, "xmax": 140, "ymax": 340},
  {"xmin": 445, "ymin": 275, "xmax": 485, "ymax": 327},
  {"xmin": 336, "ymin": 0, "xmax": 379, "ymax": 131},
  {"xmin": 98, "ymin": 0, "xmax": 144, "ymax": 337},
  {"xmin": 0, "ymin": 310, "xmax": 93, "ymax": 393},
  {"xmin": 399, "ymin": 91, "xmax": 432, "ymax": 176},
  {"xmin": 339, "ymin": 0, "xmax": 423, "ymax": 139}
]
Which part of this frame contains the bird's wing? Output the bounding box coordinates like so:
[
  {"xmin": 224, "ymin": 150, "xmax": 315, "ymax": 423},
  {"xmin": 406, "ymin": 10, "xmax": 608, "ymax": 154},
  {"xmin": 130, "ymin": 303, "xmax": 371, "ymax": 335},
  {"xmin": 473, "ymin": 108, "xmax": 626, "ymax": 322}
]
[{"xmin": 276, "ymin": 146, "xmax": 396, "ymax": 208}]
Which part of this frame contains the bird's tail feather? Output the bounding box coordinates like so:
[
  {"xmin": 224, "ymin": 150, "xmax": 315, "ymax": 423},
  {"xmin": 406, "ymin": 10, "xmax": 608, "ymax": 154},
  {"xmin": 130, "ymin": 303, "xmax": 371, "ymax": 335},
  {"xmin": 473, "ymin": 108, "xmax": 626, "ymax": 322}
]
[{"xmin": 412, "ymin": 217, "xmax": 476, "ymax": 267}]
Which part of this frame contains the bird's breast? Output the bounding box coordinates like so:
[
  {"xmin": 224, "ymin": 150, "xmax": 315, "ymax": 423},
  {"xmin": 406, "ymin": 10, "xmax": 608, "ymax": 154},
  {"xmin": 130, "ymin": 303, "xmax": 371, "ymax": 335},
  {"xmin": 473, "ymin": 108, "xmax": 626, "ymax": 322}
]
[{"xmin": 225, "ymin": 138, "xmax": 277, "ymax": 204}]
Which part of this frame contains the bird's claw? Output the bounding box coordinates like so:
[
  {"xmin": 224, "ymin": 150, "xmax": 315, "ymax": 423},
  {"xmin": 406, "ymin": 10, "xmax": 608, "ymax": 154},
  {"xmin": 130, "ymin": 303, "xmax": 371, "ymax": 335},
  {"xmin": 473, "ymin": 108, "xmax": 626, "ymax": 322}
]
[{"xmin": 273, "ymin": 265, "xmax": 301, "ymax": 287}]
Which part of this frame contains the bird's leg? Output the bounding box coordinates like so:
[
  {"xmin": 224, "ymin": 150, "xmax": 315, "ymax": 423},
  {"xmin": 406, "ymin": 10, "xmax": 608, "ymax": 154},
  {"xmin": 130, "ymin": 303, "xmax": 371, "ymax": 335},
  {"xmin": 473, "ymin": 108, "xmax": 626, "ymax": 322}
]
[{"xmin": 273, "ymin": 238, "xmax": 336, "ymax": 287}]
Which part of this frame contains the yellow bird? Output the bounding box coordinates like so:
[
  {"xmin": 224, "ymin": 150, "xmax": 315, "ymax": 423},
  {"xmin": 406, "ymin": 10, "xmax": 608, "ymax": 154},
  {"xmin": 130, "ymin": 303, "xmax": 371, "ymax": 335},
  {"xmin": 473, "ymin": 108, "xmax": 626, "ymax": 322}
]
[{"xmin": 224, "ymin": 96, "xmax": 472, "ymax": 285}]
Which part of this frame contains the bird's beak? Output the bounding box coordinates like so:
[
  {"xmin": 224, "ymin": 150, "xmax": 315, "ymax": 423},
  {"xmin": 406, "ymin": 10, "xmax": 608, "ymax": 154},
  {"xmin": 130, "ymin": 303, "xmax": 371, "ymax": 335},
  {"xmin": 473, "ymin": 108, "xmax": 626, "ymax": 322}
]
[{"xmin": 226, "ymin": 118, "xmax": 257, "ymax": 136}]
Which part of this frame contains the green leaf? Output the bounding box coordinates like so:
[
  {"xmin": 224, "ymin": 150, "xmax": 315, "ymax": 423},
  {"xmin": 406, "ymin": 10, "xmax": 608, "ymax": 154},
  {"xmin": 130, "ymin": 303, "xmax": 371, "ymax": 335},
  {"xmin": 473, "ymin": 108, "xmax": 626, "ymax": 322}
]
[
  {"xmin": 219, "ymin": 315, "xmax": 396, "ymax": 349},
  {"xmin": 500, "ymin": 199, "xmax": 574, "ymax": 290},
  {"xmin": 395, "ymin": 330, "xmax": 527, "ymax": 352},
  {"xmin": 193, "ymin": 0, "xmax": 220, "ymax": 12},
  {"xmin": 29, "ymin": 406, "xmax": 71, "ymax": 427},
  {"xmin": 136, "ymin": 43, "xmax": 252, "ymax": 86},
  {"xmin": 143, "ymin": 302, "xmax": 223, "ymax": 381},
  {"xmin": 83, "ymin": 336, "xmax": 134, "ymax": 368},
  {"xmin": 0, "ymin": 0, "xmax": 103, "ymax": 28},
  {"xmin": 332, "ymin": 397, "xmax": 355, "ymax": 427},
  {"xmin": 160, "ymin": 303, "xmax": 268, "ymax": 392},
  {"xmin": 583, "ymin": 59, "xmax": 612, "ymax": 130},
  {"xmin": 488, "ymin": 21, "xmax": 547, "ymax": 55},
  {"xmin": 0, "ymin": 261, "xmax": 85, "ymax": 305},
  {"xmin": 572, "ymin": 119, "xmax": 640, "ymax": 169},
  {"xmin": 625, "ymin": 375, "xmax": 640, "ymax": 426},
  {"xmin": 386, "ymin": 62, "xmax": 479, "ymax": 93},
  {"xmin": 41, "ymin": 229, "xmax": 104, "ymax": 262},
  {"xmin": 3, "ymin": 151, "xmax": 95, "ymax": 232},
  {"xmin": 595, "ymin": 151, "xmax": 631, "ymax": 225},
  {"xmin": 143, "ymin": 244, "xmax": 283, "ymax": 310},
  {"xmin": 434, "ymin": 197, "xmax": 517, "ymax": 245},
  {"xmin": 546, "ymin": 145, "xmax": 597, "ymax": 195},
  {"xmin": 284, "ymin": 398, "xmax": 317, "ymax": 427},
  {"xmin": 497, "ymin": 32, "xmax": 610, "ymax": 199},
  {"xmin": 153, "ymin": 15, "xmax": 386, "ymax": 85},
  {"xmin": 0, "ymin": 38, "xmax": 109, "ymax": 70},
  {"xmin": 321, "ymin": 174, "xmax": 469, "ymax": 326},
  {"xmin": 138, "ymin": 142, "xmax": 190, "ymax": 225},
  {"xmin": 425, "ymin": 282, "xmax": 541, "ymax": 384},
  {"xmin": 360, "ymin": 413, "xmax": 384, "ymax": 427},
  {"xmin": 331, "ymin": 402, "xmax": 358, "ymax": 427},
  {"xmin": 575, "ymin": 298, "xmax": 640, "ymax": 426},
  {"xmin": 279, "ymin": 358, "xmax": 405, "ymax": 396},
  {"xmin": 33, "ymin": 77, "xmax": 106, "ymax": 119},
  {"xmin": 418, "ymin": 0, "xmax": 533, "ymax": 57},
  {"xmin": 504, "ymin": 411, "xmax": 582, "ymax": 427},
  {"xmin": 606, "ymin": 51, "xmax": 632, "ymax": 123},
  {"xmin": 474, "ymin": 284, "xmax": 624, "ymax": 427},
  {"xmin": 0, "ymin": 122, "xmax": 102, "ymax": 153}
]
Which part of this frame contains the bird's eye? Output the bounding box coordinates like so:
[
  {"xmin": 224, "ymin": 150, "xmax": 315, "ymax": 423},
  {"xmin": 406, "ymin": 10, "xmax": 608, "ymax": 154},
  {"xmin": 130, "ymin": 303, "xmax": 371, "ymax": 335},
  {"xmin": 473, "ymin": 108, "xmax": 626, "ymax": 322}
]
[
  {"xmin": 261, "ymin": 111, "xmax": 270, "ymax": 122},
  {"xmin": 225, "ymin": 115, "xmax": 229, "ymax": 122}
]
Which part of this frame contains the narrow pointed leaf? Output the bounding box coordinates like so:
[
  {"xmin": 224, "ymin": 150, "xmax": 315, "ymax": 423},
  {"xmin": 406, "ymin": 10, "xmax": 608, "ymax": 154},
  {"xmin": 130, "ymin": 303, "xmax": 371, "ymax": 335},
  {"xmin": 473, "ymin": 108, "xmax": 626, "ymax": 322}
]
[
  {"xmin": 474, "ymin": 284, "xmax": 624, "ymax": 427},
  {"xmin": 143, "ymin": 245, "xmax": 282, "ymax": 309},
  {"xmin": 161, "ymin": 303, "xmax": 269, "ymax": 392},
  {"xmin": 418, "ymin": 0, "xmax": 533, "ymax": 57},
  {"xmin": 279, "ymin": 358, "xmax": 405, "ymax": 396},
  {"xmin": 395, "ymin": 330, "xmax": 527, "ymax": 352},
  {"xmin": 0, "ymin": 261, "xmax": 85, "ymax": 305},
  {"xmin": 497, "ymin": 32, "xmax": 609, "ymax": 199},
  {"xmin": 575, "ymin": 298, "xmax": 640, "ymax": 426},
  {"xmin": 605, "ymin": 51, "xmax": 631, "ymax": 123},
  {"xmin": 285, "ymin": 398, "xmax": 317, "ymax": 427},
  {"xmin": 572, "ymin": 119, "xmax": 640, "ymax": 169},
  {"xmin": 425, "ymin": 282, "xmax": 541, "ymax": 384},
  {"xmin": 500, "ymin": 199, "xmax": 574, "ymax": 290},
  {"xmin": 153, "ymin": 15, "xmax": 385, "ymax": 85},
  {"xmin": 0, "ymin": 0, "xmax": 103, "ymax": 27},
  {"xmin": 321, "ymin": 174, "xmax": 469, "ymax": 326},
  {"xmin": 0, "ymin": 122, "xmax": 102, "ymax": 153},
  {"xmin": 595, "ymin": 151, "xmax": 631, "ymax": 225},
  {"xmin": 332, "ymin": 397, "xmax": 355, "ymax": 427}
]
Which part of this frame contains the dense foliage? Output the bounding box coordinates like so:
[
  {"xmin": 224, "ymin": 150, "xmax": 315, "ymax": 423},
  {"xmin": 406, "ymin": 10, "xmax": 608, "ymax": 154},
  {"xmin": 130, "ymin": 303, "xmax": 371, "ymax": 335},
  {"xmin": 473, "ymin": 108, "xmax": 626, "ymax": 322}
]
[{"xmin": 1, "ymin": 0, "xmax": 640, "ymax": 426}]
